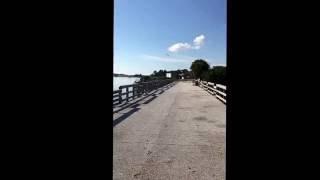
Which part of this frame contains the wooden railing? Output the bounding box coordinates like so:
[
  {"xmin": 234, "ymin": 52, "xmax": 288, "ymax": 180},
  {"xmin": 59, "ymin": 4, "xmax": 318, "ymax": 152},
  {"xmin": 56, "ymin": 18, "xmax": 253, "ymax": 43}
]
[
  {"xmin": 195, "ymin": 79, "xmax": 227, "ymax": 104},
  {"xmin": 113, "ymin": 79, "xmax": 174, "ymax": 106}
]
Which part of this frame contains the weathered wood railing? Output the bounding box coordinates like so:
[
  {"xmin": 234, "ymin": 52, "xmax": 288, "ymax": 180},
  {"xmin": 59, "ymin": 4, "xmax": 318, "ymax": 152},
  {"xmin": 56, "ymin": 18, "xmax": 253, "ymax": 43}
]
[
  {"xmin": 113, "ymin": 79, "xmax": 174, "ymax": 106},
  {"xmin": 195, "ymin": 79, "xmax": 227, "ymax": 104}
]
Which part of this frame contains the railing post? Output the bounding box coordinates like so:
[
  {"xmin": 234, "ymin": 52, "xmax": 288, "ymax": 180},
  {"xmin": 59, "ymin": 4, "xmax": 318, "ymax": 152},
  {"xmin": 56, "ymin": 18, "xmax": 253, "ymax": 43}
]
[
  {"xmin": 142, "ymin": 83, "xmax": 145, "ymax": 94},
  {"xmin": 146, "ymin": 83, "xmax": 149, "ymax": 94},
  {"xmin": 126, "ymin": 87, "xmax": 129, "ymax": 102},
  {"xmin": 136, "ymin": 85, "xmax": 139, "ymax": 97},
  {"xmin": 138, "ymin": 84, "xmax": 141, "ymax": 97},
  {"xmin": 119, "ymin": 87, "xmax": 122, "ymax": 104}
]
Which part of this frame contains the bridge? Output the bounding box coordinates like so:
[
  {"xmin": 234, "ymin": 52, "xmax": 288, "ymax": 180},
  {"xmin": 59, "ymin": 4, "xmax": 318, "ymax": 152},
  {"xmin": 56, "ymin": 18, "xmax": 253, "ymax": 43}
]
[{"xmin": 113, "ymin": 80, "xmax": 226, "ymax": 180}]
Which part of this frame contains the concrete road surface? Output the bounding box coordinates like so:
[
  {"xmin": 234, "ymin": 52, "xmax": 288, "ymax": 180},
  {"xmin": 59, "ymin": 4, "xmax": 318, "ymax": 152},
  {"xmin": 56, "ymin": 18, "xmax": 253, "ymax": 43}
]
[{"xmin": 113, "ymin": 81, "xmax": 226, "ymax": 180}]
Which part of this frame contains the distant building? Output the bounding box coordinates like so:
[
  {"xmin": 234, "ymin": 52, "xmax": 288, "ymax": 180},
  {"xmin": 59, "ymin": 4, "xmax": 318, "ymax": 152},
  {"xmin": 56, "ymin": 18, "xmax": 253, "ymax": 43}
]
[
  {"xmin": 178, "ymin": 73, "xmax": 185, "ymax": 79},
  {"xmin": 166, "ymin": 70, "xmax": 193, "ymax": 79},
  {"xmin": 170, "ymin": 71, "xmax": 179, "ymax": 79}
]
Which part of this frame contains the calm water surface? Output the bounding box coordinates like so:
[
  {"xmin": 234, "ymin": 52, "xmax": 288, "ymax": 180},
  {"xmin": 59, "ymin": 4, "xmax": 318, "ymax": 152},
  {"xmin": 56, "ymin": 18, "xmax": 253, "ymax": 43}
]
[{"xmin": 113, "ymin": 77, "xmax": 140, "ymax": 91}]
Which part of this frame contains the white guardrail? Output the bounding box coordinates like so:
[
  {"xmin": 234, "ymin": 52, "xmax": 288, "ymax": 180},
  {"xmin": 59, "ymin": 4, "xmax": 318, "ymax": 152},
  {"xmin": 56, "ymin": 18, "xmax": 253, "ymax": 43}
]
[{"xmin": 194, "ymin": 79, "xmax": 226, "ymax": 104}]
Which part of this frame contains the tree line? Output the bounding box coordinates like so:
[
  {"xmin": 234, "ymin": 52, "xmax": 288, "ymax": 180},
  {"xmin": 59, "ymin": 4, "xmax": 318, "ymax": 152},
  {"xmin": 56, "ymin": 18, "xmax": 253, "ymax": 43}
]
[
  {"xmin": 137, "ymin": 59, "xmax": 226, "ymax": 85},
  {"xmin": 113, "ymin": 73, "xmax": 142, "ymax": 77},
  {"xmin": 190, "ymin": 59, "xmax": 226, "ymax": 85},
  {"xmin": 139, "ymin": 69, "xmax": 193, "ymax": 82}
]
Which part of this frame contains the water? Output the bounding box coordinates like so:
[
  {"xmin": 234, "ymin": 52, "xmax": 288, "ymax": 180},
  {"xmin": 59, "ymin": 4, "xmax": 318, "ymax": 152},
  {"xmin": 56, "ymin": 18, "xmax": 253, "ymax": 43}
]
[{"xmin": 113, "ymin": 77, "xmax": 140, "ymax": 91}]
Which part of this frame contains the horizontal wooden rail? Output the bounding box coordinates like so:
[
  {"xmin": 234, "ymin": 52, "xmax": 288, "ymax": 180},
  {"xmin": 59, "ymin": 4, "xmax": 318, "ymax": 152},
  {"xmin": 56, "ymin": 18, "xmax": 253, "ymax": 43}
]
[
  {"xmin": 113, "ymin": 79, "xmax": 174, "ymax": 106},
  {"xmin": 194, "ymin": 79, "xmax": 227, "ymax": 104}
]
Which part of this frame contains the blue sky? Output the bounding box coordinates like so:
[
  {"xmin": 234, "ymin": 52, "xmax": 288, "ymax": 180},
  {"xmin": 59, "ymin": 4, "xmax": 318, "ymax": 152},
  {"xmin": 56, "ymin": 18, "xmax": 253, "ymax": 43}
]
[{"xmin": 114, "ymin": 0, "xmax": 226, "ymax": 75}]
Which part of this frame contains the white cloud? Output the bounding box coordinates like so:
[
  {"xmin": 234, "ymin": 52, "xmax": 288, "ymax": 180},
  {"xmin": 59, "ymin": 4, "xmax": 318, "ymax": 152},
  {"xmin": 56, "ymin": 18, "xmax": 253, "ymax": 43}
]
[
  {"xmin": 168, "ymin": 43, "xmax": 192, "ymax": 52},
  {"xmin": 193, "ymin": 34, "xmax": 205, "ymax": 46},
  {"xmin": 168, "ymin": 34, "xmax": 205, "ymax": 52}
]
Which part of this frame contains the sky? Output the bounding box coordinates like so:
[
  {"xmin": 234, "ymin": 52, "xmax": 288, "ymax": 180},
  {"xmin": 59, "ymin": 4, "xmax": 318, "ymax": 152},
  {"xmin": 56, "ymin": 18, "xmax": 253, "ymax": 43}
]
[{"xmin": 114, "ymin": 0, "xmax": 226, "ymax": 75}]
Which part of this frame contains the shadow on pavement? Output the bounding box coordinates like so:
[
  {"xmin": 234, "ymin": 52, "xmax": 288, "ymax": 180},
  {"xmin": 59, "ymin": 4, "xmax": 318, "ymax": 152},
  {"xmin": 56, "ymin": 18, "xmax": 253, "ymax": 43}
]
[
  {"xmin": 113, "ymin": 82, "xmax": 177, "ymax": 127},
  {"xmin": 142, "ymin": 95, "xmax": 157, "ymax": 104},
  {"xmin": 113, "ymin": 108, "xmax": 140, "ymax": 127},
  {"xmin": 113, "ymin": 82, "xmax": 176, "ymax": 114}
]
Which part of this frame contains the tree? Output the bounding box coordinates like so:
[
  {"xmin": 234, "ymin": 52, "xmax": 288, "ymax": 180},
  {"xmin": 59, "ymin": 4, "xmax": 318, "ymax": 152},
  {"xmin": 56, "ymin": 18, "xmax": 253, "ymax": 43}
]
[
  {"xmin": 202, "ymin": 66, "xmax": 226, "ymax": 85},
  {"xmin": 211, "ymin": 66, "xmax": 226, "ymax": 84},
  {"xmin": 158, "ymin": 70, "xmax": 164, "ymax": 77},
  {"xmin": 152, "ymin": 71, "xmax": 157, "ymax": 76},
  {"xmin": 201, "ymin": 70, "xmax": 211, "ymax": 81},
  {"xmin": 190, "ymin": 59, "xmax": 210, "ymax": 79},
  {"xmin": 140, "ymin": 75, "xmax": 151, "ymax": 82}
]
